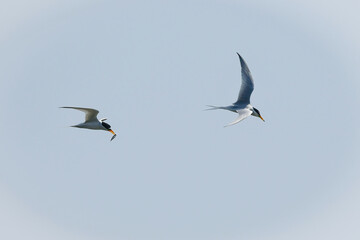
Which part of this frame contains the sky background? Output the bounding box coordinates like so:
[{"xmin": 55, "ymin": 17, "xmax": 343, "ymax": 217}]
[{"xmin": 1, "ymin": 0, "xmax": 360, "ymax": 239}]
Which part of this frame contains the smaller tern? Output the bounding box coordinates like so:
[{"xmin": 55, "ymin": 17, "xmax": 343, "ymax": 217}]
[
  {"xmin": 207, "ymin": 53, "xmax": 264, "ymax": 127},
  {"xmin": 61, "ymin": 107, "xmax": 117, "ymax": 141}
]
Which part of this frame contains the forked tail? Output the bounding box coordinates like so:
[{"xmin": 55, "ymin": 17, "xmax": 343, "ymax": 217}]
[{"xmin": 205, "ymin": 105, "xmax": 228, "ymax": 111}]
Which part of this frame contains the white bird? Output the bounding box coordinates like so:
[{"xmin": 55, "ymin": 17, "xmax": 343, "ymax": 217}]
[
  {"xmin": 61, "ymin": 107, "xmax": 117, "ymax": 141},
  {"xmin": 207, "ymin": 53, "xmax": 264, "ymax": 127}
]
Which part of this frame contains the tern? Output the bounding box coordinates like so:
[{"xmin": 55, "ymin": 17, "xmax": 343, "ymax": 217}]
[
  {"xmin": 207, "ymin": 53, "xmax": 264, "ymax": 127},
  {"xmin": 61, "ymin": 107, "xmax": 117, "ymax": 141}
]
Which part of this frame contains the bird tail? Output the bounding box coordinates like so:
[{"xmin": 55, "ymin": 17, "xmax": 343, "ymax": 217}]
[
  {"xmin": 70, "ymin": 124, "xmax": 84, "ymax": 128},
  {"xmin": 205, "ymin": 105, "xmax": 227, "ymax": 111}
]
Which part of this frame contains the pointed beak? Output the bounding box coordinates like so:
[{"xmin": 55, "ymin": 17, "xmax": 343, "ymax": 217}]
[
  {"xmin": 259, "ymin": 115, "xmax": 265, "ymax": 122},
  {"xmin": 109, "ymin": 129, "xmax": 117, "ymax": 141}
]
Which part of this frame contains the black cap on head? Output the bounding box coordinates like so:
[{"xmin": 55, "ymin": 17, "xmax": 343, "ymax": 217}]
[
  {"xmin": 253, "ymin": 107, "xmax": 260, "ymax": 115},
  {"xmin": 101, "ymin": 122, "xmax": 111, "ymax": 130}
]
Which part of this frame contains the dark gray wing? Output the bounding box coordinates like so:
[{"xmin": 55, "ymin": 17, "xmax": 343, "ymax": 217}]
[
  {"xmin": 234, "ymin": 53, "xmax": 254, "ymax": 104},
  {"xmin": 60, "ymin": 107, "xmax": 99, "ymax": 122}
]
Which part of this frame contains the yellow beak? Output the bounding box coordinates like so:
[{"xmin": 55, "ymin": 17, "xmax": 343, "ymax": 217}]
[
  {"xmin": 109, "ymin": 129, "xmax": 117, "ymax": 141},
  {"xmin": 259, "ymin": 115, "xmax": 265, "ymax": 122}
]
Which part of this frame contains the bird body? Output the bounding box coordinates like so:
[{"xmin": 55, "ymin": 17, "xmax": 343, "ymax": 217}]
[
  {"xmin": 207, "ymin": 103, "xmax": 250, "ymax": 113},
  {"xmin": 61, "ymin": 107, "xmax": 117, "ymax": 141},
  {"xmin": 207, "ymin": 53, "xmax": 264, "ymax": 126},
  {"xmin": 71, "ymin": 121, "xmax": 104, "ymax": 130}
]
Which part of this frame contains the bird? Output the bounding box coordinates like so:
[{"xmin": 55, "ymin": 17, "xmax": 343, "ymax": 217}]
[
  {"xmin": 207, "ymin": 53, "xmax": 264, "ymax": 127},
  {"xmin": 60, "ymin": 107, "xmax": 117, "ymax": 141}
]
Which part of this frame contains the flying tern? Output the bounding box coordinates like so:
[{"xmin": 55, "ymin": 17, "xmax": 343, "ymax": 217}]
[
  {"xmin": 61, "ymin": 107, "xmax": 117, "ymax": 141},
  {"xmin": 207, "ymin": 53, "xmax": 264, "ymax": 126}
]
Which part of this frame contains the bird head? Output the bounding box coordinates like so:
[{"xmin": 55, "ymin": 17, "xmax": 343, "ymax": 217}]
[
  {"xmin": 252, "ymin": 107, "xmax": 265, "ymax": 122},
  {"xmin": 101, "ymin": 121, "xmax": 117, "ymax": 141}
]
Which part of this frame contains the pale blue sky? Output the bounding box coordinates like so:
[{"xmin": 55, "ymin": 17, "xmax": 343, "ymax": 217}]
[{"xmin": 1, "ymin": 0, "xmax": 360, "ymax": 240}]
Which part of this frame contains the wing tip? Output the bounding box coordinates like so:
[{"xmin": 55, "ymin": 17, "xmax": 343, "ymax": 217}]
[{"xmin": 236, "ymin": 52, "xmax": 245, "ymax": 63}]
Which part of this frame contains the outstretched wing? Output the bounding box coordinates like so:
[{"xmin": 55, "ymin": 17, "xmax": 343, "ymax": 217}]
[
  {"xmin": 234, "ymin": 53, "xmax": 254, "ymax": 105},
  {"xmin": 224, "ymin": 108, "xmax": 252, "ymax": 127},
  {"xmin": 61, "ymin": 107, "xmax": 99, "ymax": 122}
]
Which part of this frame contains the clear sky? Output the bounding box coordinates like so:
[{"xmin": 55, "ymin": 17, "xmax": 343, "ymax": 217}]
[{"xmin": 1, "ymin": 0, "xmax": 360, "ymax": 239}]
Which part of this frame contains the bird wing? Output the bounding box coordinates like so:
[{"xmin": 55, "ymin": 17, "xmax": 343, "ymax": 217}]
[
  {"xmin": 224, "ymin": 108, "xmax": 252, "ymax": 127},
  {"xmin": 61, "ymin": 107, "xmax": 99, "ymax": 122},
  {"xmin": 234, "ymin": 53, "xmax": 254, "ymax": 105}
]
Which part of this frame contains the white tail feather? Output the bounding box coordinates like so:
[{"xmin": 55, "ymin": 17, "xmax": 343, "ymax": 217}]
[{"xmin": 205, "ymin": 105, "xmax": 227, "ymax": 111}]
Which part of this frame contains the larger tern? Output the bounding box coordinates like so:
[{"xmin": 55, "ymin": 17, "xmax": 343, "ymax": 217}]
[
  {"xmin": 207, "ymin": 53, "xmax": 264, "ymax": 126},
  {"xmin": 61, "ymin": 107, "xmax": 117, "ymax": 141}
]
